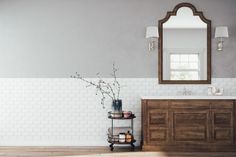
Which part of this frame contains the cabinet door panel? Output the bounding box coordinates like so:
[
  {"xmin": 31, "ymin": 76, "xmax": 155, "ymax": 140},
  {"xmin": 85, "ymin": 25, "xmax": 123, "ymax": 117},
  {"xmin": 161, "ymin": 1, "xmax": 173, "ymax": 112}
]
[
  {"xmin": 215, "ymin": 129, "xmax": 231, "ymax": 140},
  {"xmin": 149, "ymin": 129, "xmax": 168, "ymax": 142},
  {"xmin": 175, "ymin": 113, "xmax": 207, "ymax": 126},
  {"xmin": 175, "ymin": 127, "xmax": 206, "ymax": 141},
  {"xmin": 147, "ymin": 109, "xmax": 169, "ymax": 144},
  {"xmin": 172, "ymin": 110, "xmax": 209, "ymax": 143},
  {"xmin": 211, "ymin": 109, "xmax": 233, "ymax": 144},
  {"xmin": 149, "ymin": 110, "xmax": 168, "ymax": 126},
  {"xmin": 214, "ymin": 113, "xmax": 231, "ymax": 126}
]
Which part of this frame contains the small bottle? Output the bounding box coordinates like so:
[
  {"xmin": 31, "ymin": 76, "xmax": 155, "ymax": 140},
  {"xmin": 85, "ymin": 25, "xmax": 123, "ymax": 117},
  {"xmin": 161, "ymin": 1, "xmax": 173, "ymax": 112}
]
[
  {"xmin": 119, "ymin": 133, "xmax": 126, "ymax": 143},
  {"xmin": 125, "ymin": 131, "xmax": 132, "ymax": 143}
]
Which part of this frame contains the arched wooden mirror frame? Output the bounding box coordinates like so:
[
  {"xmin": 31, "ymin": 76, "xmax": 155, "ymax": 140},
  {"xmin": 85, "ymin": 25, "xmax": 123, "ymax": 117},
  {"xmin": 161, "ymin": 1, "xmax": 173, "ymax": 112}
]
[{"xmin": 158, "ymin": 3, "xmax": 211, "ymax": 84}]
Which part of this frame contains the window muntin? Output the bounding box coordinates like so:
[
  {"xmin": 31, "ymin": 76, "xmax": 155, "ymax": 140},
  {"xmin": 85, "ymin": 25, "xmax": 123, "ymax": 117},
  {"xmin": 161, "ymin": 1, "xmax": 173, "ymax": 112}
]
[{"xmin": 170, "ymin": 53, "xmax": 200, "ymax": 80}]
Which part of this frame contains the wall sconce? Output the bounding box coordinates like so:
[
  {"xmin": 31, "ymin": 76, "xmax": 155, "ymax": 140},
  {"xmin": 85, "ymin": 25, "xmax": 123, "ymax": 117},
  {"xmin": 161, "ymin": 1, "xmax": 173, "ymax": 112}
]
[
  {"xmin": 145, "ymin": 26, "xmax": 159, "ymax": 52},
  {"xmin": 215, "ymin": 26, "xmax": 229, "ymax": 51}
]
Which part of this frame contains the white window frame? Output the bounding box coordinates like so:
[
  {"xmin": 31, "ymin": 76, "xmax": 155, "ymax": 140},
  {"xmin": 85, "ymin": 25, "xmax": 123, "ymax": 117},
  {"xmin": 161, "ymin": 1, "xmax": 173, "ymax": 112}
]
[{"xmin": 164, "ymin": 48, "xmax": 204, "ymax": 80}]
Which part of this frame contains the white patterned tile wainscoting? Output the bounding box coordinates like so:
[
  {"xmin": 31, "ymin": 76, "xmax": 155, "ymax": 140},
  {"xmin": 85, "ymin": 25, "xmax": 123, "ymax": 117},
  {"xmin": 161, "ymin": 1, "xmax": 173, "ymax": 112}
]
[{"xmin": 0, "ymin": 78, "xmax": 235, "ymax": 146}]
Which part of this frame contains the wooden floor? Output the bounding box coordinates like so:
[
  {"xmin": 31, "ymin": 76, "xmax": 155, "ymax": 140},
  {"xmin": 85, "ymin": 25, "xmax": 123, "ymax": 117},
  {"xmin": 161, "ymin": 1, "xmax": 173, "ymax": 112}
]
[{"xmin": 0, "ymin": 147, "xmax": 235, "ymax": 157}]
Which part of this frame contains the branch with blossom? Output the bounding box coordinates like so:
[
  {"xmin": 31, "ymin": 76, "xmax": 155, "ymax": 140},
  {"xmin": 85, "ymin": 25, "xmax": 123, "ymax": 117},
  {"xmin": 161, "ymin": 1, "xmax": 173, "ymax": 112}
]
[{"xmin": 71, "ymin": 64, "xmax": 121, "ymax": 108}]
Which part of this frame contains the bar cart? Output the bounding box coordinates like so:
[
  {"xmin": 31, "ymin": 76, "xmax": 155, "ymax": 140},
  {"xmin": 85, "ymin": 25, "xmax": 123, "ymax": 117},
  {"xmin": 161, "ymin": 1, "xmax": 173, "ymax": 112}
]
[{"xmin": 107, "ymin": 111, "xmax": 136, "ymax": 151}]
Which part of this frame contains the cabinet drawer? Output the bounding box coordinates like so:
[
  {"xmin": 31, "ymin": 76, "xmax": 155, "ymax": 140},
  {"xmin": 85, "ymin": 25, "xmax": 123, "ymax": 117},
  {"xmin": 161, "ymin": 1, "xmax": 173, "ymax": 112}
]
[
  {"xmin": 211, "ymin": 101, "xmax": 233, "ymax": 109},
  {"xmin": 214, "ymin": 129, "xmax": 232, "ymax": 141},
  {"xmin": 174, "ymin": 113, "xmax": 207, "ymax": 126},
  {"xmin": 212, "ymin": 109, "xmax": 233, "ymax": 127},
  {"xmin": 147, "ymin": 100, "xmax": 168, "ymax": 109},
  {"xmin": 214, "ymin": 112, "xmax": 232, "ymax": 127},
  {"xmin": 174, "ymin": 127, "xmax": 207, "ymax": 141},
  {"xmin": 170, "ymin": 100, "xmax": 210, "ymax": 109},
  {"xmin": 149, "ymin": 109, "xmax": 168, "ymax": 126},
  {"xmin": 148, "ymin": 129, "xmax": 168, "ymax": 144}
]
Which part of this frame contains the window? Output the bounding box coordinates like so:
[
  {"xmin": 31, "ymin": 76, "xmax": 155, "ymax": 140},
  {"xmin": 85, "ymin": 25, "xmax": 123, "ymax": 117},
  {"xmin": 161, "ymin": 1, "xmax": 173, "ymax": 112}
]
[{"xmin": 170, "ymin": 53, "xmax": 200, "ymax": 80}]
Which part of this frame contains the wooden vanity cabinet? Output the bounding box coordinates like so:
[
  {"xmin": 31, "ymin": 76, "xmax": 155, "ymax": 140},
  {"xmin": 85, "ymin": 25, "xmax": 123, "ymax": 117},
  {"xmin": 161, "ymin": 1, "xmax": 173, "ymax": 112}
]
[{"xmin": 141, "ymin": 99, "xmax": 236, "ymax": 151}]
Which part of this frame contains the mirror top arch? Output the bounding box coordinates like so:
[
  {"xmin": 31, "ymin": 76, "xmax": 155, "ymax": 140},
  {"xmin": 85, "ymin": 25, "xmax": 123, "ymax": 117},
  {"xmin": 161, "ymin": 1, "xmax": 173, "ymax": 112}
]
[
  {"xmin": 163, "ymin": 7, "xmax": 207, "ymax": 29},
  {"xmin": 159, "ymin": 3, "xmax": 211, "ymax": 26}
]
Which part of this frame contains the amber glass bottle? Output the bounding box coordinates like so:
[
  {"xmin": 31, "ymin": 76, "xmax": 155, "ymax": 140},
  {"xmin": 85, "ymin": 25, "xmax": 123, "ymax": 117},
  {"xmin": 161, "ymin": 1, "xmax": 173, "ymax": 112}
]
[{"xmin": 125, "ymin": 131, "xmax": 132, "ymax": 142}]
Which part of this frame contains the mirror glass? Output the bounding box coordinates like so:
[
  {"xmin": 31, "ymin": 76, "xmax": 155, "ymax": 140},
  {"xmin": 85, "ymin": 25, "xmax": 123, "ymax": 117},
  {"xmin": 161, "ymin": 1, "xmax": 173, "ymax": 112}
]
[{"xmin": 162, "ymin": 7, "xmax": 208, "ymax": 81}]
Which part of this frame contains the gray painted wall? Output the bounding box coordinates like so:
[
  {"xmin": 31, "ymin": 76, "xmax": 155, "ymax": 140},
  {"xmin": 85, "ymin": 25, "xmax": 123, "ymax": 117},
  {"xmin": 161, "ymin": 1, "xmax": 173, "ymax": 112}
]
[{"xmin": 0, "ymin": 0, "xmax": 235, "ymax": 78}]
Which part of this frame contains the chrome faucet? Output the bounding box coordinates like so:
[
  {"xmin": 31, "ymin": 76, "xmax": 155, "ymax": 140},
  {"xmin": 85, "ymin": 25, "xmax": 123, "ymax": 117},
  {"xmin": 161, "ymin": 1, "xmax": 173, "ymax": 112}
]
[
  {"xmin": 177, "ymin": 87, "xmax": 192, "ymax": 96},
  {"xmin": 183, "ymin": 87, "xmax": 192, "ymax": 95}
]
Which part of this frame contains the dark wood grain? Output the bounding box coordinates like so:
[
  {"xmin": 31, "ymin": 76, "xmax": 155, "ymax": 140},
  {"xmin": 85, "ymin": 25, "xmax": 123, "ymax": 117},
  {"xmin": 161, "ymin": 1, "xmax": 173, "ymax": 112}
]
[
  {"xmin": 234, "ymin": 100, "xmax": 236, "ymax": 144},
  {"xmin": 142, "ymin": 99, "xmax": 235, "ymax": 151}
]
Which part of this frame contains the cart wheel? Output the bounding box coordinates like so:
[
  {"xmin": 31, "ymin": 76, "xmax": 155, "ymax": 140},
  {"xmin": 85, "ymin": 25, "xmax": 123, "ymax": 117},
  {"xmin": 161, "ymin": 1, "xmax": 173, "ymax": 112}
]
[
  {"xmin": 109, "ymin": 143, "xmax": 114, "ymax": 151},
  {"xmin": 110, "ymin": 146, "xmax": 114, "ymax": 151},
  {"xmin": 131, "ymin": 143, "xmax": 135, "ymax": 151}
]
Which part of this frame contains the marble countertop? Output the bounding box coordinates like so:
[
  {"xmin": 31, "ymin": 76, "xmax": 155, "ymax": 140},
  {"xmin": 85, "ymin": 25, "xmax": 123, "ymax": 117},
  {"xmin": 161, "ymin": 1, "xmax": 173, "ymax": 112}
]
[{"xmin": 141, "ymin": 96, "xmax": 236, "ymax": 100}]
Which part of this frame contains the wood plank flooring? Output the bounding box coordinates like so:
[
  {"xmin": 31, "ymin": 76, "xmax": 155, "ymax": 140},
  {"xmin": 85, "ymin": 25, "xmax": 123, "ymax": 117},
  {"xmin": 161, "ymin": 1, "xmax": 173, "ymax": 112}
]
[{"xmin": 0, "ymin": 147, "xmax": 235, "ymax": 157}]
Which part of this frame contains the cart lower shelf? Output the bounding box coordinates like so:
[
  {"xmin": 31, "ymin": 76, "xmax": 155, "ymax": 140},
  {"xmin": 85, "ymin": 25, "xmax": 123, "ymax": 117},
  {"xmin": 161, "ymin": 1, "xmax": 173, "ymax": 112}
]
[{"xmin": 107, "ymin": 139, "xmax": 136, "ymax": 151}]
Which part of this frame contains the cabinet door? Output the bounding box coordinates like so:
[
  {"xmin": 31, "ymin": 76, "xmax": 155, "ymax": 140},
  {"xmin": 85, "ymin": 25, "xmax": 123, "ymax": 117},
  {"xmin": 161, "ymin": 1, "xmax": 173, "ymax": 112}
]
[
  {"xmin": 147, "ymin": 109, "xmax": 169, "ymax": 144},
  {"xmin": 171, "ymin": 109, "xmax": 209, "ymax": 144},
  {"xmin": 211, "ymin": 109, "xmax": 233, "ymax": 144}
]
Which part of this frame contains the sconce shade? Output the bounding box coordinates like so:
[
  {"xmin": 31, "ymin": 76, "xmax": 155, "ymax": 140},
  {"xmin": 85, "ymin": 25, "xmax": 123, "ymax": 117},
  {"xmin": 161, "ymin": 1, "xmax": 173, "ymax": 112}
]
[
  {"xmin": 146, "ymin": 26, "xmax": 159, "ymax": 38},
  {"xmin": 215, "ymin": 26, "xmax": 229, "ymax": 38}
]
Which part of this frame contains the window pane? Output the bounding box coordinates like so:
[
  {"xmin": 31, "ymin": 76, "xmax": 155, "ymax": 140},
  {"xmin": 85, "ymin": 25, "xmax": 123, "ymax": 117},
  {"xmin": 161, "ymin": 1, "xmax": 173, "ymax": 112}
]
[
  {"xmin": 189, "ymin": 62, "xmax": 199, "ymax": 69},
  {"xmin": 171, "ymin": 63, "xmax": 178, "ymax": 69},
  {"xmin": 171, "ymin": 55, "xmax": 179, "ymax": 62},
  {"xmin": 180, "ymin": 55, "xmax": 188, "ymax": 62},
  {"xmin": 189, "ymin": 54, "xmax": 198, "ymax": 62},
  {"xmin": 169, "ymin": 53, "xmax": 200, "ymax": 80},
  {"xmin": 170, "ymin": 54, "xmax": 199, "ymax": 70},
  {"xmin": 180, "ymin": 62, "xmax": 188, "ymax": 69}
]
